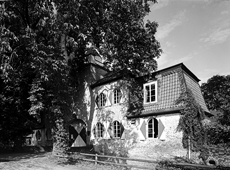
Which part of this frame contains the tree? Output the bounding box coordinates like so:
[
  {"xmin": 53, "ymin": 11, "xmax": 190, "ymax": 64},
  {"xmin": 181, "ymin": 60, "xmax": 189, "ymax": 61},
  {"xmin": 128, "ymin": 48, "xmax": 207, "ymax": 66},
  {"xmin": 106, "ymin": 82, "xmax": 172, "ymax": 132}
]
[
  {"xmin": 201, "ymin": 75, "xmax": 230, "ymax": 125},
  {"xmin": 176, "ymin": 89, "xmax": 206, "ymax": 159},
  {"xmin": 0, "ymin": 0, "xmax": 161, "ymax": 156}
]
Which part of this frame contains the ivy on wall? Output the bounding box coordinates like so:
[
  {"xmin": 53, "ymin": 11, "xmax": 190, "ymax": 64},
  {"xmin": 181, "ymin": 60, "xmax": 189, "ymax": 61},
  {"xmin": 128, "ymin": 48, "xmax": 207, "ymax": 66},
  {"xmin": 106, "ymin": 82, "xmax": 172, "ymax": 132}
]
[{"xmin": 176, "ymin": 89, "xmax": 206, "ymax": 152}]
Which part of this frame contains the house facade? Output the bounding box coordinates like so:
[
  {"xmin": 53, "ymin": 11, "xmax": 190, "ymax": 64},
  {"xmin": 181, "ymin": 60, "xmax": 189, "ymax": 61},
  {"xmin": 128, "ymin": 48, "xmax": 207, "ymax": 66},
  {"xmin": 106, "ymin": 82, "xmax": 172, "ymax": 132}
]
[
  {"xmin": 90, "ymin": 63, "xmax": 210, "ymax": 145},
  {"xmin": 27, "ymin": 55, "xmax": 210, "ymax": 148}
]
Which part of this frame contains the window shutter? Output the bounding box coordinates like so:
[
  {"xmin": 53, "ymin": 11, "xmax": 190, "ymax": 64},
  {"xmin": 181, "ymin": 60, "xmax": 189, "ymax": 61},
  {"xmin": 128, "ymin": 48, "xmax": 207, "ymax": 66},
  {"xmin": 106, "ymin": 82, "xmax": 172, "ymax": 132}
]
[
  {"xmin": 95, "ymin": 96, "xmax": 99, "ymax": 108},
  {"xmin": 120, "ymin": 122, "xmax": 125, "ymax": 139},
  {"xmin": 158, "ymin": 119, "xmax": 165, "ymax": 140},
  {"xmin": 140, "ymin": 120, "xmax": 147, "ymax": 139}
]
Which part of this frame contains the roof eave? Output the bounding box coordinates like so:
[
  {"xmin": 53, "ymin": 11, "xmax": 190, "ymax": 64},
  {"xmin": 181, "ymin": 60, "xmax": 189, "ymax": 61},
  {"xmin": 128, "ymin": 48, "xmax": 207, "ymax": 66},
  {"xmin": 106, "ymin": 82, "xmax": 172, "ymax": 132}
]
[
  {"xmin": 90, "ymin": 76, "xmax": 123, "ymax": 89},
  {"xmin": 126, "ymin": 108, "xmax": 182, "ymax": 119}
]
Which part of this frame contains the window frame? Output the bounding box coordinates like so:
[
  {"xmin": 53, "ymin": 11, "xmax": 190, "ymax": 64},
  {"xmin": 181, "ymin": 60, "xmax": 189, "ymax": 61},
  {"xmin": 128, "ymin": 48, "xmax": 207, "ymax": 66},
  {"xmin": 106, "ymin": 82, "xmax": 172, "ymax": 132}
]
[
  {"xmin": 147, "ymin": 118, "xmax": 158, "ymax": 139},
  {"xmin": 113, "ymin": 121, "xmax": 121, "ymax": 138},
  {"xmin": 95, "ymin": 122, "xmax": 104, "ymax": 138},
  {"xmin": 148, "ymin": 119, "xmax": 154, "ymax": 138},
  {"xmin": 113, "ymin": 88, "xmax": 122, "ymax": 104},
  {"xmin": 36, "ymin": 130, "xmax": 42, "ymax": 141},
  {"xmin": 97, "ymin": 92, "xmax": 107, "ymax": 108},
  {"xmin": 143, "ymin": 81, "xmax": 157, "ymax": 104}
]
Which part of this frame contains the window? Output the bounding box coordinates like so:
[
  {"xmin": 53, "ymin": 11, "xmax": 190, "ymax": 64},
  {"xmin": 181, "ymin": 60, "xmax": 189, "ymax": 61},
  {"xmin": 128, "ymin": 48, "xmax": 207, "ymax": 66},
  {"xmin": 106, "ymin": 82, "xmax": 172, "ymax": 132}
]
[
  {"xmin": 144, "ymin": 82, "xmax": 157, "ymax": 104},
  {"xmin": 131, "ymin": 119, "xmax": 136, "ymax": 125},
  {"xmin": 46, "ymin": 128, "xmax": 52, "ymax": 140},
  {"xmin": 96, "ymin": 92, "xmax": 107, "ymax": 107},
  {"xmin": 36, "ymin": 130, "xmax": 41, "ymax": 141},
  {"xmin": 95, "ymin": 122, "xmax": 104, "ymax": 138},
  {"xmin": 114, "ymin": 89, "xmax": 122, "ymax": 104},
  {"xmin": 148, "ymin": 118, "xmax": 158, "ymax": 138},
  {"xmin": 113, "ymin": 121, "xmax": 121, "ymax": 138}
]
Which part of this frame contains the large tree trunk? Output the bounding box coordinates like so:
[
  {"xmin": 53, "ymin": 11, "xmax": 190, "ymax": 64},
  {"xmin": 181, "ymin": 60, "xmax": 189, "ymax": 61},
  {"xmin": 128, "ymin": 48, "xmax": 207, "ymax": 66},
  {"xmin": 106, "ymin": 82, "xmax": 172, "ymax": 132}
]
[{"xmin": 52, "ymin": 118, "xmax": 70, "ymax": 158}]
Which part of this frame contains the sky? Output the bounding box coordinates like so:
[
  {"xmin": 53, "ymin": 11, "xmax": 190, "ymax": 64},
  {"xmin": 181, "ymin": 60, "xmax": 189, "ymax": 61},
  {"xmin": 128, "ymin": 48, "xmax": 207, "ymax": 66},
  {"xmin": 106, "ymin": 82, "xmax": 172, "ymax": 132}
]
[{"xmin": 146, "ymin": 0, "xmax": 230, "ymax": 84}]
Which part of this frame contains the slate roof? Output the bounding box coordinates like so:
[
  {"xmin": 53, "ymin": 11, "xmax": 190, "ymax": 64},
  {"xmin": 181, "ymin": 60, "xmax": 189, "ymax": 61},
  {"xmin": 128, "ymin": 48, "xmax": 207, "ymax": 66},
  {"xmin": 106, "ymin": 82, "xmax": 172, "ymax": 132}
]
[
  {"xmin": 139, "ymin": 64, "xmax": 210, "ymax": 117},
  {"xmin": 142, "ymin": 69, "xmax": 183, "ymax": 115},
  {"xmin": 184, "ymin": 71, "xmax": 209, "ymax": 113}
]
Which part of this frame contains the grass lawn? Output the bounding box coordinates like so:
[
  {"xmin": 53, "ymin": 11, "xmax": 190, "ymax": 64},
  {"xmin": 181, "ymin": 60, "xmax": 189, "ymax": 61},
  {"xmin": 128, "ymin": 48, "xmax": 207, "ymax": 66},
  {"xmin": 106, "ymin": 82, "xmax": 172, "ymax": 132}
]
[{"xmin": 0, "ymin": 152, "xmax": 122, "ymax": 170}]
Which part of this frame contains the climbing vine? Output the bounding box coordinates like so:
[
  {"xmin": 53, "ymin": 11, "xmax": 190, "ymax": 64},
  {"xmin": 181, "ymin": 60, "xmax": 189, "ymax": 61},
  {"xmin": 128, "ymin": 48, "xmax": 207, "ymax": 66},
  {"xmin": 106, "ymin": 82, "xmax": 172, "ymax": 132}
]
[{"xmin": 176, "ymin": 89, "xmax": 206, "ymax": 152}]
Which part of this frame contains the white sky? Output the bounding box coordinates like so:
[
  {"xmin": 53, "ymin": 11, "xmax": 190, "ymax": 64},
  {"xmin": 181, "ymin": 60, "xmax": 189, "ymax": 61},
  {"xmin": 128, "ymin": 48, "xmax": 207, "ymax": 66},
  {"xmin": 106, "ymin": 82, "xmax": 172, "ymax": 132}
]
[{"xmin": 146, "ymin": 0, "xmax": 230, "ymax": 83}]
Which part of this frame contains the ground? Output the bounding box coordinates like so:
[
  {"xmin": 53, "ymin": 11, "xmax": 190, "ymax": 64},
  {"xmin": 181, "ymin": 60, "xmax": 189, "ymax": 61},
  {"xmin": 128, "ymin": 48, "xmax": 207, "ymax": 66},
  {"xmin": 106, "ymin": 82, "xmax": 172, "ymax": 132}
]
[
  {"xmin": 0, "ymin": 140, "xmax": 219, "ymax": 170},
  {"xmin": 0, "ymin": 152, "xmax": 120, "ymax": 170},
  {"xmin": 127, "ymin": 139, "xmax": 188, "ymax": 169}
]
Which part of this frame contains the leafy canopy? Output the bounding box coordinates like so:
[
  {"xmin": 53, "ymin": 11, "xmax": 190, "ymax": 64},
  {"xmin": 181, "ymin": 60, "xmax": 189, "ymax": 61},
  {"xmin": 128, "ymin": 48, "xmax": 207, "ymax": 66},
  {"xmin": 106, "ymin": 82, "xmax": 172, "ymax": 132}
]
[
  {"xmin": 201, "ymin": 75, "xmax": 230, "ymax": 125},
  {"xmin": 0, "ymin": 0, "xmax": 162, "ymax": 152}
]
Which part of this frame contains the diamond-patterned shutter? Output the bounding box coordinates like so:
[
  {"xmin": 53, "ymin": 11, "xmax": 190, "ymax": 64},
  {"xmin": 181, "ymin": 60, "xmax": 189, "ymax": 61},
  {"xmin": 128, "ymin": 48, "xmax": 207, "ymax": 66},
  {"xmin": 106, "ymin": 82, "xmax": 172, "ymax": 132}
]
[
  {"xmin": 140, "ymin": 120, "xmax": 147, "ymax": 139},
  {"xmin": 120, "ymin": 122, "xmax": 125, "ymax": 139},
  {"xmin": 158, "ymin": 119, "xmax": 165, "ymax": 139}
]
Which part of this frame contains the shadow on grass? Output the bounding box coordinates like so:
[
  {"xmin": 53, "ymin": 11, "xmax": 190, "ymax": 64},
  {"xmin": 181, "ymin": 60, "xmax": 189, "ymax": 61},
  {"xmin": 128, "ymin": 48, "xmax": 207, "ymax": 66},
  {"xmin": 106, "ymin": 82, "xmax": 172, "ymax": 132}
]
[{"xmin": 0, "ymin": 152, "xmax": 50, "ymax": 162}]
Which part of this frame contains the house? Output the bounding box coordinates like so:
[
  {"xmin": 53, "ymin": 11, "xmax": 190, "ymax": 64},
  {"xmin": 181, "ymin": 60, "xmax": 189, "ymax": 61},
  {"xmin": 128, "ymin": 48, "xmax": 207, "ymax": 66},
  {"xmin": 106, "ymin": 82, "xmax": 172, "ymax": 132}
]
[
  {"xmin": 27, "ymin": 54, "xmax": 210, "ymax": 148},
  {"xmin": 90, "ymin": 63, "xmax": 210, "ymax": 146}
]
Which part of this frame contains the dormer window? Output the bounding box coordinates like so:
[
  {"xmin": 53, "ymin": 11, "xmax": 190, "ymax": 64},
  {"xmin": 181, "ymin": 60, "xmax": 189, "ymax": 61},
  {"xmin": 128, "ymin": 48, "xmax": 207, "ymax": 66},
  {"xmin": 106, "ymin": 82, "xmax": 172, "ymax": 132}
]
[
  {"xmin": 114, "ymin": 89, "xmax": 122, "ymax": 104},
  {"xmin": 144, "ymin": 81, "xmax": 157, "ymax": 104},
  {"xmin": 96, "ymin": 92, "xmax": 107, "ymax": 108}
]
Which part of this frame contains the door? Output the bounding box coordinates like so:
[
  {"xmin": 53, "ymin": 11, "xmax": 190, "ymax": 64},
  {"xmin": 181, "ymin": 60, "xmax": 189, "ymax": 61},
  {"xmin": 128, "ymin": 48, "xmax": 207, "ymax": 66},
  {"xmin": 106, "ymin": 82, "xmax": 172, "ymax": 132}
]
[{"xmin": 69, "ymin": 119, "xmax": 87, "ymax": 147}]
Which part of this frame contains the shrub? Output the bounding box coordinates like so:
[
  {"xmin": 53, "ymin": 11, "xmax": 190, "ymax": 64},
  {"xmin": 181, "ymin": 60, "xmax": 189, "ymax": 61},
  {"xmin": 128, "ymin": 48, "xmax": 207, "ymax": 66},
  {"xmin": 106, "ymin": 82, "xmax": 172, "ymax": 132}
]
[
  {"xmin": 205, "ymin": 123, "xmax": 230, "ymax": 145},
  {"xmin": 93, "ymin": 129, "xmax": 138, "ymax": 157}
]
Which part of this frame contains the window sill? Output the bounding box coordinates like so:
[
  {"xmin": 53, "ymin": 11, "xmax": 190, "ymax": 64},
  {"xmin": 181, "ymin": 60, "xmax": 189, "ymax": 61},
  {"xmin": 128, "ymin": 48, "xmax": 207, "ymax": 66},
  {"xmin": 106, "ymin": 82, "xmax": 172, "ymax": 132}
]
[{"xmin": 143, "ymin": 102, "xmax": 158, "ymax": 106}]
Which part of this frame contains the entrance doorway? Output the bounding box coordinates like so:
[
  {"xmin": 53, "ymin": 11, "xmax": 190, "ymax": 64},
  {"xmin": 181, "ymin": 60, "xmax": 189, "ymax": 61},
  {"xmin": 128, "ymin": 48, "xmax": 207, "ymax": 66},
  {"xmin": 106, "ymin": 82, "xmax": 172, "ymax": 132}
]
[{"xmin": 69, "ymin": 119, "xmax": 87, "ymax": 147}]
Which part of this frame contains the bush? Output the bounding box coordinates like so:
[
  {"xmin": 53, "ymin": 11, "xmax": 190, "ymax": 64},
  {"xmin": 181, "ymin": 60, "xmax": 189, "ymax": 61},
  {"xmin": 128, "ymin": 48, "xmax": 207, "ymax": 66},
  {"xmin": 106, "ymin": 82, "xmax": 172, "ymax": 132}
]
[
  {"xmin": 205, "ymin": 123, "xmax": 230, "ymax": 145},
  {"xmin": 93, "ymin": 129, "xmax": 138, "ymax": 157}
]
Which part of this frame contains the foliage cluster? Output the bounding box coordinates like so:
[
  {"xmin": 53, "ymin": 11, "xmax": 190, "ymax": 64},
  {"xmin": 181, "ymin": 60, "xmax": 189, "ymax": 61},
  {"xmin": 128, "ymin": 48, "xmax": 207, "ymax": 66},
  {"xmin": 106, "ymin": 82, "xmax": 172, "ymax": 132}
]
[
  {"xmin": 201, "ymin": 75, "xmax": 230, "ymax": 125},
  {"xmin": 176, "ymin": 89, "xmax": 206, "ymax": 152},
  {"xmin": 204, "ymin": 123, "xmax": 230, "ymax": 145},
  {"xmin": 0, "ymin": 0, "xmax": 161, "ymax": 155},
  {"xmin": 94, "ymin": 129, "xmax": 138, "ymax": 158},
  {"xmin": 157, "ymin": 160, "xmax": 230, "ymax": 170}
]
